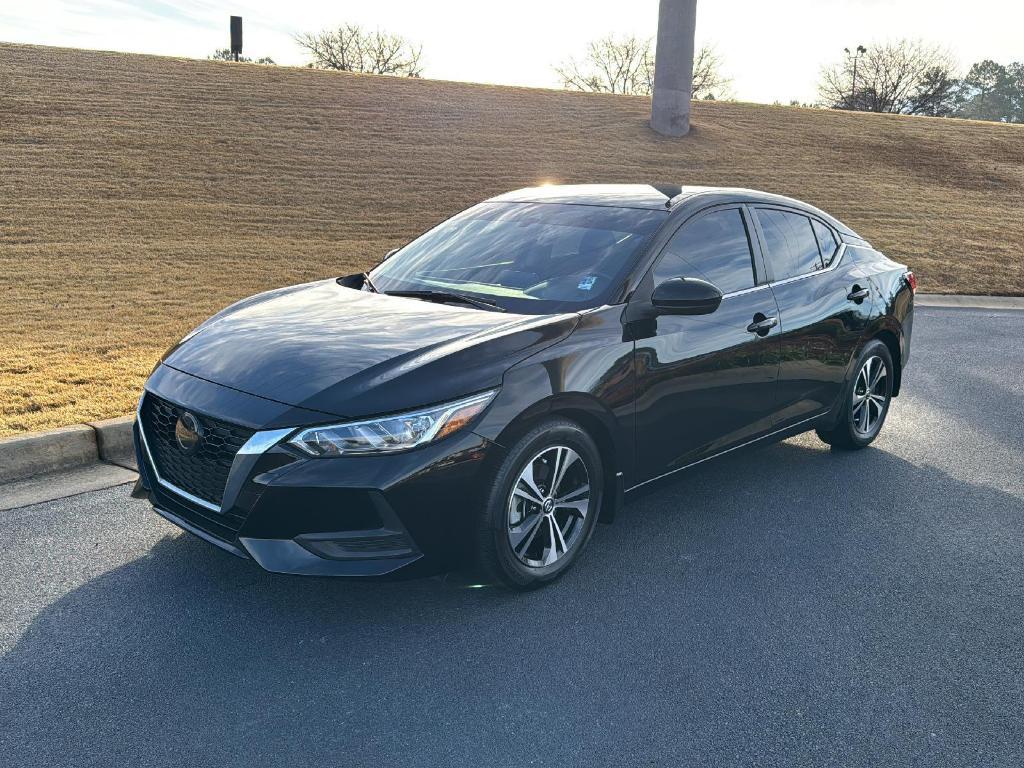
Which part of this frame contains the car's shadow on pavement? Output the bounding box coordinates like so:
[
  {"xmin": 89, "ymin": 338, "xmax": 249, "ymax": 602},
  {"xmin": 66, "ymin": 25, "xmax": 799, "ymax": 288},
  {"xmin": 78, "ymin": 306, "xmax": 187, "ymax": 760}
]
[{"xmin": 3, "ymin": 437, "xmax": 1023, "ymax": 767}]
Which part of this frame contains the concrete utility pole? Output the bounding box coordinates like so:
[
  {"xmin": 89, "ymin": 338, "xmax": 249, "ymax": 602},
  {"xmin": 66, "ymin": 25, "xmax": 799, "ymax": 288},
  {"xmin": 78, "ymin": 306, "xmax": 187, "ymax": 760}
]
[
  {"xmin": 230, "ymin": 16, "xmax": 243, "ymax": 62},
  {"xmin": 650, "ymin": 0, "xmax": 698, "ymax": 137}
]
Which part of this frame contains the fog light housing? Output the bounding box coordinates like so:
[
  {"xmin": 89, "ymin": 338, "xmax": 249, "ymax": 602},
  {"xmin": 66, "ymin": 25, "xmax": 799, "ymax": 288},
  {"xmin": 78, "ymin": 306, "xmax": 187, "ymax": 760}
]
[{"xmin": 296, "ymin": 530, "xmax": 417, "ymax": 561}]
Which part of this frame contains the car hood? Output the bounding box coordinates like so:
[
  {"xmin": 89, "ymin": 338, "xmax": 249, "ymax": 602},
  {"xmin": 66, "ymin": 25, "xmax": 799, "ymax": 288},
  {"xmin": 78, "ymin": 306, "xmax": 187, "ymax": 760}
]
[{"xmin": 161, "ymin": 279, "xmax": 578, "ymax": 419}]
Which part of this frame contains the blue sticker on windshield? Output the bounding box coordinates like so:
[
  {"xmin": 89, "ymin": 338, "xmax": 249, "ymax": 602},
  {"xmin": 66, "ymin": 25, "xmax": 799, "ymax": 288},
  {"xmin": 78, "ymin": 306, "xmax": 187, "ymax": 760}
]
[{"xmin": 577, "ymin": 276, "xmax": 598, "ymax": 291}]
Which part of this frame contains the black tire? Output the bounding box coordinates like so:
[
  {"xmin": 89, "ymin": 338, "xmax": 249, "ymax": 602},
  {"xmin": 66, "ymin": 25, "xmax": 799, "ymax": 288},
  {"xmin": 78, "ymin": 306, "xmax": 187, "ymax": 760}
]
[
  {"xmin": 474, "ymin": 418, "xmax": 604, "ymax": 590},
  {"xmin": 816, "ymin": 339, "xmax": 894, "ymax": 450}
]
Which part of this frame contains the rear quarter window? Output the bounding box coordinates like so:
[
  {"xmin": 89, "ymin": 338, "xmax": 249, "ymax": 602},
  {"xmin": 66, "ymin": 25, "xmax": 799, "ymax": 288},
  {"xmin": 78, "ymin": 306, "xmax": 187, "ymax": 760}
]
[{"xmin": 812, "ymin": 220, "xmax": 840, "ymax": 267}]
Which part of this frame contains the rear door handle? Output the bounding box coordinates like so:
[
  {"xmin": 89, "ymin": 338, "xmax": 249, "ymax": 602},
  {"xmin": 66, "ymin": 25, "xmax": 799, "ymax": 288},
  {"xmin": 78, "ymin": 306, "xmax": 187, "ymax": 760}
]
[
  {"xmin": 746, "ymin": 315, "xmax": 778, "ymax": 335},
  {"xmin": 847, "ymin": 286, "xmax": 870, "ymax": 302}
]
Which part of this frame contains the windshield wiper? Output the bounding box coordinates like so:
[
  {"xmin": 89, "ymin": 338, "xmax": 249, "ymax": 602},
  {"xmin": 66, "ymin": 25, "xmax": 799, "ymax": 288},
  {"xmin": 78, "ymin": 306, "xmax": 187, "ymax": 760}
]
[
  {"xmin": 361, "ymin": 272, "xmax": 379, "ymax": 293},
  {"xmin": 383, "ymin": 289, "xmax": 506, "ymax": 312}
]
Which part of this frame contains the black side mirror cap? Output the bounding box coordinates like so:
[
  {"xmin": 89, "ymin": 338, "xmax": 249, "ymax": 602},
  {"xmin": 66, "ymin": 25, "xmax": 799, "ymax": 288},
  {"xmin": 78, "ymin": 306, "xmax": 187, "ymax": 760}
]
[
  {"xmin": 651, "ymin": 277, "xmax": 723, "ymax": 316},
  {"xmin": 336, "ymin": 273, "xmax": 366, "ymax": 289}
]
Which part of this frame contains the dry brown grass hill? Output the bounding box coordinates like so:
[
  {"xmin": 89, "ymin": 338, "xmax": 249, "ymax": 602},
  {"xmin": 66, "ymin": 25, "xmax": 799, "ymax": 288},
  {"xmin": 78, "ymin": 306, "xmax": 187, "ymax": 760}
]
[{"xmin": 1, "ymin": 42, "xmax": 1023, "ymax": 436}]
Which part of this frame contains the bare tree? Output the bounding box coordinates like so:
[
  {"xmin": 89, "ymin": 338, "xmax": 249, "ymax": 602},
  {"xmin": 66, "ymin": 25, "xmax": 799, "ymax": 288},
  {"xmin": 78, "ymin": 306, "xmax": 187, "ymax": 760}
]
[
  {"xmin": 818, "ymin": 40, "xmax": 959, "ymax": 116},
  {"xmin": 209, "ymin": 49, "xmax": 275, "ymax": 65},
  {"xmin": 555, "ymin": 36, "xmax": 730, "ymax": 98},
  {"xmin": 554, "ymin": 35, "xmax": 652, "ymax": 95},
  {"xmin": 691, "ymin": 47, "xmax": 730, "ymax": 100},
  {"xmin": 294, "ymin": 24, "xmax": 423, "ymax": 77}
]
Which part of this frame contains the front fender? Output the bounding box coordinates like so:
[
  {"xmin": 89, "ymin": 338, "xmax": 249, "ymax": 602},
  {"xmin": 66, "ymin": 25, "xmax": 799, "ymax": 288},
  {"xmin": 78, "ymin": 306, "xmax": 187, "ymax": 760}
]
[{"xmin": 472, "ymin": 305, "xmax": 636, "ymax": 485}]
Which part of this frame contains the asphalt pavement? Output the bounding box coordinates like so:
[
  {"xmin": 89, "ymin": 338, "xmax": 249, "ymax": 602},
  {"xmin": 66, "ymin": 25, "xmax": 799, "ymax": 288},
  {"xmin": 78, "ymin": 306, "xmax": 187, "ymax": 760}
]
[{"xmin": 1, "ymin": 306, "xmax": 1022, "ymax": 767}]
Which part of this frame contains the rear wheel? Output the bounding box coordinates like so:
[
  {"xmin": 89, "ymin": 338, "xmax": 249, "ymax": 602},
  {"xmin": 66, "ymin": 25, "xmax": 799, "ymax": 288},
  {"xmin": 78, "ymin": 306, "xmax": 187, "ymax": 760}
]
[
  {"xmin": 817, "ymin": 339, "xmax": 894, "ymax": 450},
  {"xmin": 475, "ymin": 418, "xmax": 603, "ymax": 590}
]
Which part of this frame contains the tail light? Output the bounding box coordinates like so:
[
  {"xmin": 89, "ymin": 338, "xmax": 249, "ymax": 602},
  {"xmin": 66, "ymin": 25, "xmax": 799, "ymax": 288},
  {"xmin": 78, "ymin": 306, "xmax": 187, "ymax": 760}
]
[{"xmin": 905, "ymin": 271, "xmax": 917, "ymax": 294}]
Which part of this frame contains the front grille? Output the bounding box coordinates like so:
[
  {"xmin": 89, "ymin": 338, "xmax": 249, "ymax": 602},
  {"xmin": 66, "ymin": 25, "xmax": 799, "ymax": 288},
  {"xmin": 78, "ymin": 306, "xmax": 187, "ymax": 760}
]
[{"xmin": 140, "ymin": 393, "xmax": 255, "ymax": 508}]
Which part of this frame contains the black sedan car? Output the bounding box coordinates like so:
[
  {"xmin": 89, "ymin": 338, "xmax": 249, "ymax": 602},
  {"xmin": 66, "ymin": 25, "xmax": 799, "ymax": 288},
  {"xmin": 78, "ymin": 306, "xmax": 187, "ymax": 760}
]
[{"xmin": 133, "ymin": 184, "xmax": 914, "ymax": 589}]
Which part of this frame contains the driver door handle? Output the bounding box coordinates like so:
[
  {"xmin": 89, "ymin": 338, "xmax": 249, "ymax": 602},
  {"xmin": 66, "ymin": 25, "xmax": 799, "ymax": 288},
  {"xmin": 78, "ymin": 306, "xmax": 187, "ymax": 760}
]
[{"xmin": 746, "ymin": 315, "xmax": 778, "ymax": 335}]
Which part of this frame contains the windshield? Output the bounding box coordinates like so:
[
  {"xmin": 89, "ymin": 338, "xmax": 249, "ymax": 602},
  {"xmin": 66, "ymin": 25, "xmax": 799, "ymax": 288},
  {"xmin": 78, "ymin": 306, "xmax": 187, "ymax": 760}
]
[{"xmin": 370, "ymin": 202, "xmax": 667, "ymax": 314}]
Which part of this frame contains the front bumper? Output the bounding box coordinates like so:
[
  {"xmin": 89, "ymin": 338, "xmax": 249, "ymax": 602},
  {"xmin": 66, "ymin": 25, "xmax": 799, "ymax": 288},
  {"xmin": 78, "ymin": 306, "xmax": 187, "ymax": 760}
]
[{"xmin": 134, "ymin": 372, "xmax": 502, "ymax": 577}]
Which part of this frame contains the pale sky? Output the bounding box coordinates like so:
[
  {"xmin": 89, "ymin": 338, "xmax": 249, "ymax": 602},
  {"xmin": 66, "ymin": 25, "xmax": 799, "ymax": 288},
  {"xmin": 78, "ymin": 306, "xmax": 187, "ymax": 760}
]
[{"xmin": 2, "ymin": 1, "xmax": 1021, "ymax": 103}]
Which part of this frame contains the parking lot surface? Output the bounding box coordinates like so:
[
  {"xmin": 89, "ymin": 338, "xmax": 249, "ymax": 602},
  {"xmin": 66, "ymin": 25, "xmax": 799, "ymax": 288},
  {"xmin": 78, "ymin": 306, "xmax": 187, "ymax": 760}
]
[{"xmin": 2, "ymin": 307, "xmax": 1022, "ymax": 767}]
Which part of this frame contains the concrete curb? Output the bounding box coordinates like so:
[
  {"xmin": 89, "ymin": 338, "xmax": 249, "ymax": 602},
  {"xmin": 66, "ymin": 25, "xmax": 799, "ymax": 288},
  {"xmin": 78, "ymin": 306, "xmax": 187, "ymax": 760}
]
[
  {"xmin": 0, "ymin": 425, "xmax": 98, "ymax": 484},
  {"xmin": 916, "ymin": 294, "xmax": 1024, "ymax": 310},
  {"xmin": 0, "ymin": 417, "xmax": 135, "ymax": 485},
  {"xmin": 87, "ymin": 416, "xmax": 138, "ymax": 471}
]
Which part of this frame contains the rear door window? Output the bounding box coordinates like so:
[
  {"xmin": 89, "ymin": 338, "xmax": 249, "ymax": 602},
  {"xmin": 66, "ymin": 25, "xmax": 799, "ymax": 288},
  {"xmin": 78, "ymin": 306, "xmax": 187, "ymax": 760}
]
[
  {"xmin": 756, "ymin": 209, "xmax": 823, "ymax": 280},
  {"xmin": 812, "ymin": 220, "xmax": 840, "ymax": 267},
  {"xmin": 653, "ymin": 208, "xmax": 756, "ymax": 294}
]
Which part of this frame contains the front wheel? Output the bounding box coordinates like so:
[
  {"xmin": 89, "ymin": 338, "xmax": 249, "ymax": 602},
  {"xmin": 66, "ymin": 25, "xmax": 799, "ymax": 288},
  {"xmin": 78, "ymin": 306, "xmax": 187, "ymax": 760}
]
[
  {"xmin": 817, "ymin": 339, "xmax": 894, "ymax": 450},
  {"xmin": 474, "ymin": 418, "xmax": 603, "ymax": 590}
]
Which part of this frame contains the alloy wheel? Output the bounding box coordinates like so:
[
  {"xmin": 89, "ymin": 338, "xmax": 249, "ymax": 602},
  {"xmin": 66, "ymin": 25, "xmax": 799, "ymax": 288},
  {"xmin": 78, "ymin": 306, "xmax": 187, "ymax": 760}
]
[
  {"xmin": 507, "ymin": 445, "xmax": 591, "ymax": 568},
  {"xmin": 852, "ymin": 355, "xmax": 889, "ymax": 435}
]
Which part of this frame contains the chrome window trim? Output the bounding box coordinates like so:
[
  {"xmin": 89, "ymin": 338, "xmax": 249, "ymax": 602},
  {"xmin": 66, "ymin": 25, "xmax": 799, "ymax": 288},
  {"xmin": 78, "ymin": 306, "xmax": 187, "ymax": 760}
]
[
  {"xmin": 136, "ymin": 396, "xmax": 292, "ymax": 514},
  {"xmin": 720, "ymin": 283, "xmax": 772, "ymax": 300}
]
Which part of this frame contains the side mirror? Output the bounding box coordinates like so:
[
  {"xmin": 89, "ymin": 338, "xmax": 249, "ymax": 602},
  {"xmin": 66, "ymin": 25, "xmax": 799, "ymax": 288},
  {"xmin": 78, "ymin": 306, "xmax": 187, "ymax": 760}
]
[
  {"xmin": 651, "ymin": 277, "xmax": 723, "ymax": 316},
  {"xmin": 383, "ymin": 248, "xmax": 400, "ymax": 261}
]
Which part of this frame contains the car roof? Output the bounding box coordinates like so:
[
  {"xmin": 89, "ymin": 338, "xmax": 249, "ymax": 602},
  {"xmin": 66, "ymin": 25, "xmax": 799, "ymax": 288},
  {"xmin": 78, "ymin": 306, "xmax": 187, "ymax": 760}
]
[
  {"xmin": 487, "ymin": 184, "xmax": 862, "ymax": 238},
  {"xmin": 488, "ymin": 184, "xmax": 696, "ymax": 211}
]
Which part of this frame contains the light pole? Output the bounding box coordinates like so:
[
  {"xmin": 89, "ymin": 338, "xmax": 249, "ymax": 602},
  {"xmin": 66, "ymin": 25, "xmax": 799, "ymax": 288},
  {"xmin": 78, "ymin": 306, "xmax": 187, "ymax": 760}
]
[
  {"xmin": 844, "ymin": 45, "xmax": 866, "ymax": 108},
  {"xmin": 651, "ymin": 0, "xmax": 698, "ymax": 137}
]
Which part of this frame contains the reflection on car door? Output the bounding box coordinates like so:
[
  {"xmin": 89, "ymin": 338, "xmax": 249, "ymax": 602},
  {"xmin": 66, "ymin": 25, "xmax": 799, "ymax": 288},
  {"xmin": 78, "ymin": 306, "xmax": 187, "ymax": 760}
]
[
  {"xmin": 632, "ymin": 206, "xmax": 782, "ymax": 484},
  {"xmin": 751, "ymin": 207, "xmax": 876, "ymax": 427}
]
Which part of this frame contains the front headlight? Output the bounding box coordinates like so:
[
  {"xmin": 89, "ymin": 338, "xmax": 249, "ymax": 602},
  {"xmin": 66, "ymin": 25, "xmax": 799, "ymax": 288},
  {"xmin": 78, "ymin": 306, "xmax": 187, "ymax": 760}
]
[{"xmin": 288, "ymin": 390, "xmax": 498, "ymax": 457}]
